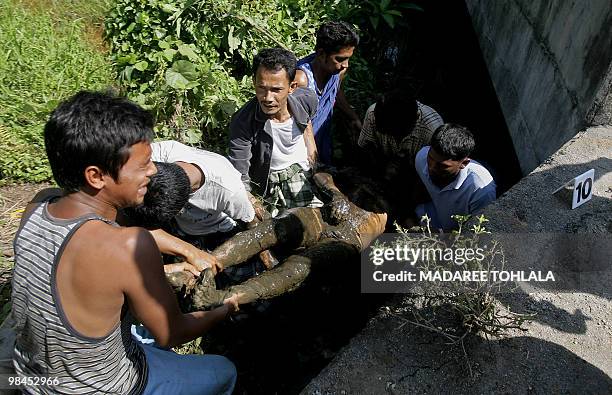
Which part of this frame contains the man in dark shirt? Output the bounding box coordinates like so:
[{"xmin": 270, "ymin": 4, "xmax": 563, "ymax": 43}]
[{"xmin": 229, "ymin": 47, "xmax": 323, "ymax": 217}]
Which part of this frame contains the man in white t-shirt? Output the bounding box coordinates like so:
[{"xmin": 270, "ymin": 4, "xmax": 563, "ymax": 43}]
[
  {"xmin": 151, "ymin": 140, "xmax": 255, "ymax": 236},
  {"xmin": 414, "ymin": 124, "xmax": 496, "ymax": 231}
]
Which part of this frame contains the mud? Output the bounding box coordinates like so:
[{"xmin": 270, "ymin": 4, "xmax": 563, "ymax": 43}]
[{"xmin": 168, "ymin": 181, "xmax": 387, "ymax": 310}]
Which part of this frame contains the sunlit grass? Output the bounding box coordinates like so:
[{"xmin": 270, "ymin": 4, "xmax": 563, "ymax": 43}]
[{"xmin": 0, "ymin": 0, "xmax": 115, "ymax": 182}]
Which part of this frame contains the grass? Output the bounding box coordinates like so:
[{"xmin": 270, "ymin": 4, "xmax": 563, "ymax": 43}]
[{"xmin": 0, "ymin": 0, "xmax": 115, "ymax": 183}]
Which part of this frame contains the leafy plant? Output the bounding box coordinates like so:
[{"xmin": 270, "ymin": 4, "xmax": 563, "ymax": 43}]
[
  {"xmin": 105, "ymin": 0, "xmax": 340, "ymax": 152},
  {"xmin": 393, "ymin": 214, "xmax": 534, "ymax": 337}
]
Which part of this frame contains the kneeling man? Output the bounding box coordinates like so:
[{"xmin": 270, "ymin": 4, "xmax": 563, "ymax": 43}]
[
  {"xmin": 415, "ymin": 123, "xmax": 496, "ymax": 231},
  {"xmin": 12, "ymin": 92, "xmax": 239, "ymax": 394}
]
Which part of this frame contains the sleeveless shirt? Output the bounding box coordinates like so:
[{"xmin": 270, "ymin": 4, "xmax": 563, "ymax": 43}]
[
  {"xmin": 11, "ymin": 198, "xmax": 148, "ymax": 394},
  {"xmin": 297, "ymin": 53, "xmax": 341, "ymax": 164}
]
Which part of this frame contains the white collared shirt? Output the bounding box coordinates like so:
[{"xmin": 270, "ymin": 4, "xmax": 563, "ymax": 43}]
[{"xmin": 415, "ymin": 146, "xmax": 496, "ymax": 230}]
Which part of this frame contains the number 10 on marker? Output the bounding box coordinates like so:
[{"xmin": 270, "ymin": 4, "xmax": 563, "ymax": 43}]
[{"xmin": 572, "ymin": 169, "xmax": 594, "ymax": 209}]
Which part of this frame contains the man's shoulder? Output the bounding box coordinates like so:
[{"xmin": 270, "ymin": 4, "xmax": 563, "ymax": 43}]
[
  {"xmin": 415, "ymin": 146, "xmax": 430, "ymax": 165},
  {"xmin": 416, "ymin": 101, "xmax": 444, "ymax": 129},
  {"xmin": 465, "ymin": 160, "xmax": 495, "ymax": 190},
  {"xmin": 297, "ymin": 53, "xmax": 315, "ymax": 67},
  {"xmin": 79, "ymin": 222, "xmax": 156, "ymax": 258},
  {"xmin": 289, "ymin": 87, "xmax": 319, "ymax": 119},
  {"xmin": 230, "ymin": 97, "xmax": 259, "ymax": 132},
  {"xmin": 199, "ymin": 154, "xmax": 244, "ymax": 190}
]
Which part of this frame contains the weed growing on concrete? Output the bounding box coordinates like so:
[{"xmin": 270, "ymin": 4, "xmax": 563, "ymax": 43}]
[{"xmin": 389, "ymin": 215, "xmax": 535, "ymax": 375}]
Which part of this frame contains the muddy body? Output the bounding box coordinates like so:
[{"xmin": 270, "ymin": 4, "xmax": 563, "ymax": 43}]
[
  {"xmin": 212, "ymin": 208, "xmax": 326, "ymax": 269},
  {"xmin": 165, "ymin": 173, "xmax": 387, "ymax": 310}
]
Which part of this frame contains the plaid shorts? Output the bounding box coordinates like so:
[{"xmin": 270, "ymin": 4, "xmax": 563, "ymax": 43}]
[{"xmin": 265, "ymin": 163, "xmax": 324, "ymax": 217}]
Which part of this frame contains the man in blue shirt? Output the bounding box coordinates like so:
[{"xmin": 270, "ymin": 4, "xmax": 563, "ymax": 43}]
[
  {"xmin": 414, "ymin": 124, "xmax": 496, "ymax": 231},
  {"xmin": 295, "ymin": 21, "xmax": 362, "ymax": 164}
]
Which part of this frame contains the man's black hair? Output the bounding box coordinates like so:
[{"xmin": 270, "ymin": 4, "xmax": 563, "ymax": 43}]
[
  {"xmin": 123, "ymin": 162, "xmax": 190, "ymax": 229},
  {"xmin": 430, "ymin": 124, "xmax": 476, "ymax": 160},
  {"xmin": 315, "ymin": 21, "xmax": 359, "ymax": 54},
  {"xmin": 44, "ymin": 91, "xmax": 154, "ymax": 192},
  {"xmin": 374, "ymin": 90, "xmax": 418, "ymax": 137},
  {"xmin": 252, "ymin": 47, "xmax": 297, "ymax": 82}
]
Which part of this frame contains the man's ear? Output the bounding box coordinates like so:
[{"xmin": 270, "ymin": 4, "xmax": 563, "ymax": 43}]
[
  {"xmin": 84, "ymin": 165, "xmax": 107, "ymax": 191},
  {"xmin": 252, "ymin": 75, "xmax": 257, "ymax": 89},
  {"xmin": 288, "ymin": 80, "xmax": 298, "ymax": 93},
  {"xmin": 460, "ymin": 158, "xmax": 470, "ymax": 169},
  {"xmin": 315, "ymin": 48, "xmax": 326, "ymax": 59}
]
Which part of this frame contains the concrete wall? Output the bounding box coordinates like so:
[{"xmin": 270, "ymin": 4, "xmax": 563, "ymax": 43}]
[{"xmin": 465, "ymin": 0, "xmax": 612, "ymax": 174}]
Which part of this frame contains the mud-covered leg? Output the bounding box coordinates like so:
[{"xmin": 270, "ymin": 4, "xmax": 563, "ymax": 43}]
[{"xmin": 192, "ymin": 239, "xmax": 359, "ymax": 309}]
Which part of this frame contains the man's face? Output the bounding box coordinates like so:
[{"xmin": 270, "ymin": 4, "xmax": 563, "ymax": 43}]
[
  {"xmin": 427, "ymin": 147, "xmax": 468, "ymax": 188},
  {"xmin": 320, "ymin": 46, "xmax": 355, "ymax": 75},
  {"xmin": 106, "ymin": 141, "xmax": 157, "ymax": 207},
  {"xmin": 254, "ymin": 66, "xmax": 295, "ymax": 119}
]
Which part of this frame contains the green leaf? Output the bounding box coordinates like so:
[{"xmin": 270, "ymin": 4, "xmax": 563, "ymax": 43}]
[
  {"xmin": 162, "ymin": 48, "xmax": 176, "ymax": 61},
  {"xmin": 185, "ymin": 129, "xmax": 201, "ymax": 144},
  {"xmin": 165, "ymin": 69, "xmax": 189, "ymax": 90},
  {"xmin": 172, "ymin": 60, "xmax": 198, "ymax": 81},
  {"xmin": 165, "ymin": 59, "xmax": 199, "ymax": 89},
  {"xmin": 369, "ymin": 15, "xmax": 379, "ymax": 29},
  {"xmin": 382, "ymin": 13, "xmax": 395, "ymax": 28},
  {"xmin": 387, "ymin": 10, "xmax": 402, "ymax": 16},
  {"xmin": 380, "ymin": 0, "xmax": 391, "ymax": 11},
  {"xmin": 398, "ymin": 3, "xmax": 424, "ymax": 12},
  {"xmin": 219, "ymin": 100, "xmax": 236, "ymax": 116},
  {"xmin": 178, "ymin": 44, "xmax": 199, "ymax": 62},
  {"xmin": 134, "ymin": 61, "xmax": 148, "ymax": 71}
]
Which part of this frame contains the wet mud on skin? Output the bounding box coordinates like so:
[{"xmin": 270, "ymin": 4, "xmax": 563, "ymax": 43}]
[{"xmin": 184, "ymin": 200, "xmax": 385, "ymax": 309}]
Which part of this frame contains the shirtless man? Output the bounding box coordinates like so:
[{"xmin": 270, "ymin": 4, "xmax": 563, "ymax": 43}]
[{"xmin": 11, "ymin": 92, "xmax": 240, "ymax": 394}]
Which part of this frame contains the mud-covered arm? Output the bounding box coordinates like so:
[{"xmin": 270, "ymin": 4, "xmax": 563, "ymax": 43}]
[
  {"xmin": 313, "ymin": 172, "xmax": 351, "ymax": 222},
  {"xmin": 118, "ymin": 227, "xmax": 240, "ymax": 348}
]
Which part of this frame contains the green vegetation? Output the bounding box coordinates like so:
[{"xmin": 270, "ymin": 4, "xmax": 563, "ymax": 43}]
[
  {"xmin": 105, "ymin": 0, "xmax": 332, "ymax": 152},
  {"xmin": 104, "ymin": 0, "xmax": 421, "ymax": 153},
  {"xmin": 1, "ymin": 0, "xmax": 421, "ymax": 181},
  {"xmin": 0, "ymin": 0, "xmax": 114, "ymax": 183}
]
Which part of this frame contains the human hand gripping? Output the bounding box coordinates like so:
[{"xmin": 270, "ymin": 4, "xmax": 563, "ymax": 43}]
[
  {"xmin": 223, "ymin": 293, "xmax": 245, "ymax": 315},
  {"xmin": 186, "ymin": 247, "xmax": 223, "ymax": 275}
]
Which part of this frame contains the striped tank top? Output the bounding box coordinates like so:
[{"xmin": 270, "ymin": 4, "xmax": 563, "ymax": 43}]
[{"xmin": 11, "ymin": 198, "xmax": 148, "ymax": 394}]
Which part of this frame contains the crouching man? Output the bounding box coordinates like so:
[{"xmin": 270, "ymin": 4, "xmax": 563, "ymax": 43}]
[
  {"xmin": 11, "ymin": 92, "xmax": 239, "ymax": 394},
  {"xmin": 414, "ymin": 123, "xmax": 496, "ymax": 231}
]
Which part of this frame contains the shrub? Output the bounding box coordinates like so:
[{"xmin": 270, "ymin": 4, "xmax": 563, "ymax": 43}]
[{"xmin": 105, "ymin": 0, "xmax": 340, "ymax": 152}]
